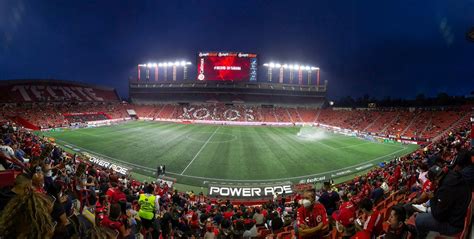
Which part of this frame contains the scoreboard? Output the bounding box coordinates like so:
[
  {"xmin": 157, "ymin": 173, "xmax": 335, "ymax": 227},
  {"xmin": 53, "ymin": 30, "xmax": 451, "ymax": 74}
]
[{"xmin": 197, "ymin": 52, "xmax": 257, "ymax": 81}]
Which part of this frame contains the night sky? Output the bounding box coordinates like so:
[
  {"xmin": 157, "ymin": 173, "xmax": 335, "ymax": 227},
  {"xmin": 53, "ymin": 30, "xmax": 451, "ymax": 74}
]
[{"xmin": 0, "ymin": 0, "xmax": 473, "ymax": 100}]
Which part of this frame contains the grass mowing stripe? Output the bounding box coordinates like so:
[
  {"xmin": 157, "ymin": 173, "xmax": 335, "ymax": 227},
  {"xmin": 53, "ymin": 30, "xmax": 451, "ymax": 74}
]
[
  {"xmin": 42, "ymin": 121, "xmax": 418, "ymax": 185},
  {"xmin": 54, "ymin": 136, "xmax": 410, "ymax": 182},
  {"xmin": 180, "ymin": 126, "xmax": 220, "ymax": 175}
]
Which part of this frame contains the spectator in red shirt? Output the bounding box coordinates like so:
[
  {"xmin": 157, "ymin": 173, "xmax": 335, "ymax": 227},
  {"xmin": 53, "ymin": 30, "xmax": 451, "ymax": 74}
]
[
  {"xmin": 100, "ymin": 203, "xmax": 130, "ymax": 239},
  {"xmin": 354, "ymin": 198, "xmax": 383, "ymax": 238},
  {"xmin": 333, "ymin": 193, "xmax": 357, "ymax": 238},
  {"xmin": 410, "ymin": 165, "xmax": 439, "ymax": 206},
  {"xmin": 106, "ymin": 182, "xmax": 126, "ymax": 205},
  {"xmin": 223, "ymin": 206, "xmax": 234, "ymax": 220},
  {"xmin": 105, "ymin": 182, "xmax": 117, "ymax": 200},
  {"xmin": 297, "ymin": 189, "xmax": 329, "ymax": 239}
]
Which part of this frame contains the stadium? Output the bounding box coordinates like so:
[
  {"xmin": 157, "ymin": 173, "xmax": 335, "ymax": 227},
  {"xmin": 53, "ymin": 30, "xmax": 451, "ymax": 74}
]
[
  {"xmin": 1, "ymin": 52, "xmax": 473, "ymax": 238},
  {"xmin": 0, "ymin": 2, "xmax": 473, "ymax": 239}
]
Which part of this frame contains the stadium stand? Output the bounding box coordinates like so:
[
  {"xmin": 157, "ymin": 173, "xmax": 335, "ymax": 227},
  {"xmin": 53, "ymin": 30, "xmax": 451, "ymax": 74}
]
[
  {"xmin": 0, "ymin": 79, "xmax": 120, "ymax": 103},
  {"xmin": 0, "ymin": 98, "xmax": 469, "ymax": 142},
  {"xmin": 0, "ymin": 111, "xmax": 472, "ymax": 238}
]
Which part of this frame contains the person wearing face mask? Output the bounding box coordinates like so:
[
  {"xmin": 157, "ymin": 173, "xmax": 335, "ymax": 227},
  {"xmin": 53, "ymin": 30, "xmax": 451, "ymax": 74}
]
[{"xmin": 296, "ymin": 189, "xmax": 329, "ymax": 239}]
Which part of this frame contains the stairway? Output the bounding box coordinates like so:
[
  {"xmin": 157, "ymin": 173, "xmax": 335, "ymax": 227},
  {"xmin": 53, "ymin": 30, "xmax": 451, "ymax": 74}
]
[{"xmin": 362, "ymin": 114, "xmax": 382, "ymax": 132}]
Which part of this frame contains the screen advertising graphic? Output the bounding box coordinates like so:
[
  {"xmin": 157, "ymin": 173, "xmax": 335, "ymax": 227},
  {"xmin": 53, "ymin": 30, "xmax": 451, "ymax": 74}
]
[{"xmin": 197, "ymin": 52, "xmax": 257, "ymax": 81}]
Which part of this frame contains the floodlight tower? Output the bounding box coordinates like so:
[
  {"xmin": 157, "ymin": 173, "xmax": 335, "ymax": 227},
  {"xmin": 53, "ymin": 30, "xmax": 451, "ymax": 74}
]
[
  {"xmin": 137, "ymin": 65, "xmax": 141, "ymax": 81},
  {"xmin": 298, "ymin": 66, "xmax": 303, "ymax": 85},
  {"xmin": 289, "ymin": 65, "xmax": 293, "ymax": 83},
  {"xmin": 164, "ymin": 62, "xmax": 169, "ymax": 81},
  {"xmin": 316, "ymin": 68, "xmax": 320, "ymax": 87},
  {"xmin": 305, "ymin": 66, "xmax": 311, "ymax": 85},
  {"xmin": 278, "ymin": 64, "xmax": 283, "ymax": 83},
  {"xmin": 146, "ymin": 63, "xmax": 151, "ymax": 81}
]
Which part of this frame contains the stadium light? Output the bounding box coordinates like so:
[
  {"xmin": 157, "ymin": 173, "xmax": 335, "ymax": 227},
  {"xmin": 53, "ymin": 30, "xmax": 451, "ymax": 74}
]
[
  {"xmin": 263, "ymin": 63, "xmax": 269, "ymax": 67},
  {"xmin": 154, "ymin": 61, "xmax": 192, "ymax": 67},
  {"xmin": 289, "ymin": 65, "xmax": 294, "ymax": 70},
  {"xmin": 305, "ymin": 66, "xmax": 310, "ymax": 71},
  {"xmin": 275, "ymin": 63, "xmax": 281, "ymax": 68},
  {"xmin": 269, "ymin": 63, "xmax": 275, "ymax": 68},
  {"xmin": 283, "ymin": 64, "xmax": 288, "ymax": 69}
]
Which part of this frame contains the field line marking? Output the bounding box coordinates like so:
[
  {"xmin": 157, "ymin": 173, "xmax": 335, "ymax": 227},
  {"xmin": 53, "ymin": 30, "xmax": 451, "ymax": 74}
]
[
  {"xmin": 335, "ymin": 142, "xmax": 372, "ymax": 149},
  {"xmin": 53, "ymin": 138, "xmax": 411, "ymax": 182},
  {"xmin": 180, "ymin": 127, "xmax": 220, "ymax": 175},
  {"xmin": 314, "ymin": 141, "xmax": 337, "ymax": 150},
  {"xmin": 52, "ymin": 139, "xmax": 155, "ymax": 170}
]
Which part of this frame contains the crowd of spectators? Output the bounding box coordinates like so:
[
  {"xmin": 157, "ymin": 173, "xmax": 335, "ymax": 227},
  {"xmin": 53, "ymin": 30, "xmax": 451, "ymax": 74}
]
[
  {"xmin": 0, "ymin": 112, "xmax": 472, "ymax": 238},
  {"xmin": 1, "ymin": 101, "xmax": 469, "ymax": 143},
  {"xmin": 0, "ymin": 102, "xmax": 129, "ymax": 129}
]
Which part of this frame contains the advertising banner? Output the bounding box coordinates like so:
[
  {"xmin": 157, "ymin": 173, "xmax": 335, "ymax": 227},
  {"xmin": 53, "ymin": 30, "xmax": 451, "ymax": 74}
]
[
  {"xmin": 208, "ymin": 183, "xmax": 292, "ymax": 199},
  {"xmin": 82, "ymin": 152, "xmax": 130, "ymax": 175}
]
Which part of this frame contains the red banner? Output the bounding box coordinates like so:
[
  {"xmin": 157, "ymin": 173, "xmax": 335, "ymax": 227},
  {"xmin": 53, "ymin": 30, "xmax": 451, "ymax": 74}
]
[{"xmin": 63, "ymin": 112, "xmax": 106, "ymax": 116}]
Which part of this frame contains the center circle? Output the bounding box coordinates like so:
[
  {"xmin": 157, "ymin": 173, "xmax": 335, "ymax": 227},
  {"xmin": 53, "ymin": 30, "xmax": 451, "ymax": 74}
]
[{"xmin": 185, "ymin": 132, "xmax": 238, "ymax": 143}]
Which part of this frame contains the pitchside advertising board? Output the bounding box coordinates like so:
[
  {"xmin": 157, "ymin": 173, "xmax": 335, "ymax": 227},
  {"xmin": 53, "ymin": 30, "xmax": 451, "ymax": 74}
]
[
  {"xmin": 197, "ymin": 52, "xmax": 257, "ymax": 81},
  {"xmin": 208, "ymin": 183, "xmax": 293, "ymax": 199},
  {"xmin": 206, "ymin": 162, "xmax": 377, "ymax": 199},
  {"xmin": 82, "ymin": 152, "xmax": 130, "ymax": 175}
]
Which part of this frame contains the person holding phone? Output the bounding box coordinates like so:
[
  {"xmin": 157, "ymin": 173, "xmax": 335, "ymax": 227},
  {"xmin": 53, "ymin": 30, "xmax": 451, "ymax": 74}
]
[
  {"xmin": 353, "ymin": 198, "xmax": 383, "ymax": 239},
  {"xmin": 47, "ymin": 182, "xmax": 73, "ymax": 238}
]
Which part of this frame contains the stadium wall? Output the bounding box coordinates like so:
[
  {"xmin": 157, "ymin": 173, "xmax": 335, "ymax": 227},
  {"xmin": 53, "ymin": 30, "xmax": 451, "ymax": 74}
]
[{"xmin": 129, "ymin": 81, "xmax": 326, "ymax": 106}]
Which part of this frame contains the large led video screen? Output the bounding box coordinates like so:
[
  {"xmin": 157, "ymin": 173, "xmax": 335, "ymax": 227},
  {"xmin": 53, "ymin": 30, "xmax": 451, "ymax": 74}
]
[{"xmin": 197, "ymin": 52, "xmax": 257, "ymax": 81}]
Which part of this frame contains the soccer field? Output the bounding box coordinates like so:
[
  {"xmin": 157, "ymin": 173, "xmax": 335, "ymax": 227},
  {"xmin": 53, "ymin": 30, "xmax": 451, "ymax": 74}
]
[{"xmin": 41, "ymin": 121, "xmax": 418, "ymax": 186}]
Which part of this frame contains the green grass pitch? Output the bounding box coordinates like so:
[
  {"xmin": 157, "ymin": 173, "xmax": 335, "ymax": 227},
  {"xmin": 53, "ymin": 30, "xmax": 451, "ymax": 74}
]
[{"xmin": 40, "ymin": 121, "xmax": 418, "ymax": 186}]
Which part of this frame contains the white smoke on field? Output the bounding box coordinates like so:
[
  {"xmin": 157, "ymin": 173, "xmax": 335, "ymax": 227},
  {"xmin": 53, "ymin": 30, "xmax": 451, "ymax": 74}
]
[{"xmin": 296, "ymin": 126, "xmax": 328, "ymax": 141}]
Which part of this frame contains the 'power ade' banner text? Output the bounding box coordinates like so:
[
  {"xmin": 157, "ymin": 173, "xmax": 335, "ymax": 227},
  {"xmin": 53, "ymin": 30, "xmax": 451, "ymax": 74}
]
[
  {"xmin": 83, "ymin": 153, "xmax": 130, "ymax": 175},
  {"xmin": 208, "ymin": 184, "xmax": 292, "ymax": 198}
]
